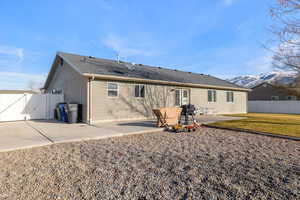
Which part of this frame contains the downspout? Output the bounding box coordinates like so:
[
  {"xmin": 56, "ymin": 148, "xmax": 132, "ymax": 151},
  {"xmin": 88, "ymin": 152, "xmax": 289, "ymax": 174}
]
[
  {"xmin": 87, "ymin": 78, "xmax": 90, "ymax": 124},
  {"xmin": 189, "ymin": 88, "xmax": 191, "ymax": 105},
  {"xmin": 246, "ymin": 92, "xmax": 248, "ymax": 113},
  {"xmin": 87, "ymin": 76, "xmax": 95, "ymax": 124},
  {"xmin": 87, "ymin": 78, "xmax": 91, "ymax": 124}
]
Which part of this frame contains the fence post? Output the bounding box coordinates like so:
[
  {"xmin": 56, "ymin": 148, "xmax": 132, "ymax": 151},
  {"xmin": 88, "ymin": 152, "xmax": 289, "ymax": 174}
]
[{"xmin": 24, "ymin": 93, "xmax": 27, "ymax": 121}]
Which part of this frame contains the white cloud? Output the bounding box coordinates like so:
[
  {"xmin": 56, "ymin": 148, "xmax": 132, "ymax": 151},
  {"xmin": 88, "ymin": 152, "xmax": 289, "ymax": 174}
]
[
  {"xmin": 0, "ymin": 45, "xmax": 24, "ymax": 63},
  {"xmin": 0, "ymin": 45, "xmax": 47, "ymax": 90},
  {"xmin": 244, "ymin": 55, "xmax": 273, "ymax": 72},
  {"xmin": 0, "ymin": 72, "xmax": 46, "ymax": 90},
  {"xmin": 0, "ymin": 72, "xmax": 46, "ymax": 81},
  {"xmin": 0, "ymin": 45, "xmax": 25, "ymax": 73},
  {"xmin": 102, "ymin": 34, "xmax": 162, "ymax": 58},
  {"xmin": 221, "ymin": 0, "xmax": 236, "ymax": 6}
]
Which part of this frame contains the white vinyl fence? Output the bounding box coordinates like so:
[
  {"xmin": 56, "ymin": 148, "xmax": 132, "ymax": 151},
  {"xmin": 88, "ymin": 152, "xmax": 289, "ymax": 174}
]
[
  {"xmin": 248, "ymin": 101, "xmax": 300, "ymax": 114},
  {"xmin": 0, "ymin": 94, "xmax": 64, "ymax": 122}
]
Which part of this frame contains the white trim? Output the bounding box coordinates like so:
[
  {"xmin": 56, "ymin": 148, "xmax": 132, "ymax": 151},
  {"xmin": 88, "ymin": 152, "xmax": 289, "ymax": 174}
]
[
  {"xmin": 174, "ymin": 88, "xmax": 189, "ymax": 106},
  {"xmin": 87, "ymin": 78, "xmax": 91, "ymax": 124},
  {"xmin": 182, "ymin": 89, "xmax": 189, "ymax": 105},
  {"xmin": 83, "ymin": 73, "xmax": 251, "ymax": 92},
  {"xmin": 286, "ymin": 95, "xmax": 297, "ymax": 101},
  {"xmin": 271, "ymin": 96, "xmax": 279, "ymax": 101},
  {"xmin": 107, "ymin": 82, "xmax": 119, "ymax": 98}
]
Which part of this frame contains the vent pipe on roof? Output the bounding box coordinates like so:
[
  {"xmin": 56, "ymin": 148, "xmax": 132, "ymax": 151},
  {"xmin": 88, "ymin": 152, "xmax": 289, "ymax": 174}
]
[{"xmin": 116, "ymin": 53, "xmax": 120, "ymax": 63}]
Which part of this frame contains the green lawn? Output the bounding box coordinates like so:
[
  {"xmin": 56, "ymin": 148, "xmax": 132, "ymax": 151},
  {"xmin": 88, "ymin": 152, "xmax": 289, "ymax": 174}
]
[{"xmin": 209, "ymin": 113, "xmax": 300, "ymax": 138}]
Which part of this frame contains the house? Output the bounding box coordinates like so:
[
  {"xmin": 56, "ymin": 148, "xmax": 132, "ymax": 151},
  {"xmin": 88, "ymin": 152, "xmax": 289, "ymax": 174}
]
[
  {"xmin": 44, "ymin": 52, "xmax": 250, "ymax": 124},
  {"xmin": 249, "ymin": 82, "xmax": 299, "ymax": 101}
]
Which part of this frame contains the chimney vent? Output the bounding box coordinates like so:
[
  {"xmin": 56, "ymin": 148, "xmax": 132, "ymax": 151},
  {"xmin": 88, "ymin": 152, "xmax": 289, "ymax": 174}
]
[{"xmin": 116, "ymin": 53, "xmax": 120, "ymax": 63}]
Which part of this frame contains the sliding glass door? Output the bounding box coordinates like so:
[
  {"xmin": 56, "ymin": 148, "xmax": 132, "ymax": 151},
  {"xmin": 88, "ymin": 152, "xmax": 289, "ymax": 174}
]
[{"xmin": 175, "ymin": 89, "xmax": 189, "ymax": 106}]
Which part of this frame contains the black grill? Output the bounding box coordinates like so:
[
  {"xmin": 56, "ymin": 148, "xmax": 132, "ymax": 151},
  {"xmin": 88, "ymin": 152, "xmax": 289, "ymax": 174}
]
[
  {"xmin": 181, "ymin": 104, "xmax": 196, "ymax": 115},
  {"xmin": 180, "ymin": 104, "xmax": 196, "ymax": 124}
]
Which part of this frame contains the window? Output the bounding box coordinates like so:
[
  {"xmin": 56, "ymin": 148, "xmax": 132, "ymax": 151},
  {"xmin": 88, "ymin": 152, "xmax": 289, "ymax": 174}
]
[
  {"xmin": 183, "ymin": 90, "xmax": 188, "ymax": 98},
  {"xmin": 182, "ymin": 90, "xmax": 189, "ymax": 105},
  {"xmin": 208, "ymin": 90, "xmax": 217, "ymax": 102},
  {"xmin": 286, "ymin": 96, "xmax": 296, "ymax": 100},
  {"xmin": 51, "ymin": 89, "xmax": 62, "ymax": 94},
  {"xmin": 271, "ymin": 96, "xmax": 279, "ymax": 101},
  {"xmin": 134, "ymin": 84, "xmax": 145, "ymax": 98},
  {"xmin": 175, "ymin": 89, "xmax": 189, "ymax": 106},
  {"xmin": 107, "ymin": 82, "xmax": 118, "ymax": 97},
  {"xmin": 175, "ymin": 90, "xmax": 181, "ymax": 106},
  {"xmin": 226, "ymin": 91, "xmax": 234, "ymax": 102}
]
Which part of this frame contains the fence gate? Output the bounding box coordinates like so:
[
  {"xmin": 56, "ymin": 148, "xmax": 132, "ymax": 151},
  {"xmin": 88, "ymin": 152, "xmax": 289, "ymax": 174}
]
[{"xmin": 0, "ymin": 94, "xmax": 64, "ymax": 122}]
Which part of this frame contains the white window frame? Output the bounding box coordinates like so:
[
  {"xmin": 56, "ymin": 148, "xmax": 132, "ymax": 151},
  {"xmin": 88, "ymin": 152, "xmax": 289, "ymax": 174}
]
[
  {"xmin": 175, "ymin": 89, "xmax": 181, "ymax": 106},
  {"xmin": 134, "ymin": 84, "xmax": 145, "ymax": 98},
  {"xmin": 226, "ymin": 91, "xmax": 234, "ymax": 103},
  {"xmin": 286, "ymin": 96, "xmax": 296, "ymax": 101},
  {"xmin": 175, "ymin": 88, "xmax": 189, "ymax": 106},
  {"xmin": 208, "ymin": 90, "xmax": 217, "ymax": 102},
  {"xmin": 107, "ymin": 82, "xmax": 119, "ymax": 98},
  {"xmin": 271, "ymin": 96, "xmax": 279, "ymax": 101}
]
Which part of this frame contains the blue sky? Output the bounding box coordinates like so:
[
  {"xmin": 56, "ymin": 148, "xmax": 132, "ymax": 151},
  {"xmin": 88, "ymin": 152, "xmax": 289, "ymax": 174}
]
[{"xmin": 0, "ymin": 0, "xmax": 274, "ymax": 89}]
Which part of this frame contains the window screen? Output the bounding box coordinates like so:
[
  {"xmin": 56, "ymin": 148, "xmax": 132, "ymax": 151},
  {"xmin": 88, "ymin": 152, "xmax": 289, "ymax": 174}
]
[
  {"xmin": 107, "ymin": 82, "xmax": 118, "ymax": 97},
  {"xmin": 134, "ymin": 84, "xmax": 145, "ymax": 98},
  {"xmin": 286, "ymin": 96, "xmax": 296, "ymax": 100},
  {"xmin": 208, "ymin": 90, "xmax": 217, "ymax": 102},
  {"xmin": 271, "ymin": 96, "xmax": 279, "ymax": 101},
  {"xmin": 183, "ymin": 90, "xmax": 188, "ymax": 98},
  {"xmin": 175, "ymin": 90, "xmax": 180, "ymax": 106},
  {"xmin": 226, "ymin": 91, "xmax": 234, "ymax": 102}
]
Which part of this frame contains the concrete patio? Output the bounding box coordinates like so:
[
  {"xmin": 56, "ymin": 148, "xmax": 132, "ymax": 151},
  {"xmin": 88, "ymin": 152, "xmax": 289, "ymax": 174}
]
[
  {"xmin": 0, "ymin": 115, "xmax": 244, "ymax": 152},
  {"xmin": 0, "ymin": 120, "xmax": 163, "ymax": 152}
]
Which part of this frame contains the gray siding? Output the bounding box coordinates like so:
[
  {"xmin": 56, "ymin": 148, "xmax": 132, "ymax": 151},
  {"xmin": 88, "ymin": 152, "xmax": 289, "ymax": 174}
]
[
  {"xmin": 46, "ymin": 61, "xmax": 88, "ymax": 121},
  {"xmin": 90, "ymin": 80, "xmax": 177, "ymax": 122},
  {"xmin": 90, "ymin": 79, "xmax": 247, "ymax": 123},
  {"xmin": 190, "ymin": 88, "xmax": 247, "ymax": 114}
]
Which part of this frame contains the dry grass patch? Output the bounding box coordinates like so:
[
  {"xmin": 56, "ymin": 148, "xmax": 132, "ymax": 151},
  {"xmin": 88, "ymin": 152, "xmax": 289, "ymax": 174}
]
[{"xmin": 210, "ymin": 113, "xmax": 300, "ymax": 138}]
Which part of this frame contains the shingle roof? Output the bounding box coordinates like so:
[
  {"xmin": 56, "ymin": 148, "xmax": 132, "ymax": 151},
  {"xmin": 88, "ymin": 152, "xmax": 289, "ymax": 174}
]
[{"xmin": 58, "ymin": 52, "xmax": 247, "ymax": 90}]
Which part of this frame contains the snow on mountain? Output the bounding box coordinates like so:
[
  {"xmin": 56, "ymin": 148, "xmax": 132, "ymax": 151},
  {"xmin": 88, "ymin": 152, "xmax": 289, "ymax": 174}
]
[{"xmin": 227, "ymin": 71, "xmax": 298, "ymax": 88}]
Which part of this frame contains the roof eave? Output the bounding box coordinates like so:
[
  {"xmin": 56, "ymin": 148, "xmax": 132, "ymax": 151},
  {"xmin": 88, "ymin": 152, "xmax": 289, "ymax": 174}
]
[
  {"xmin": 44, "ymin": 52, "xmax": 85, "ymax": 90},
  {"xmin": 43, "ymin": 54, "xmax": 60, "ymax": 89},
  {"xmin": 83, "ymin": 73, "xmax": 252, "ymax": 92}
]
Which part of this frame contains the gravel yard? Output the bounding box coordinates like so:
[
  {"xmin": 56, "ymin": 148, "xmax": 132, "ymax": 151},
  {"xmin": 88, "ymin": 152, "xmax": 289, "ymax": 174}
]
[{"xmin": 0, "ymin": 127, "xmax": 299, "ymax": 200}]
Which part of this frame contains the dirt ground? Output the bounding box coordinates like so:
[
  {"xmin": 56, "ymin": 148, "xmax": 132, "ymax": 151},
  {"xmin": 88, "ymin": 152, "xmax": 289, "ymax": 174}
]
[{"xmin": 0, "ymin": 127, "xmax": 299, "ymax": 200}]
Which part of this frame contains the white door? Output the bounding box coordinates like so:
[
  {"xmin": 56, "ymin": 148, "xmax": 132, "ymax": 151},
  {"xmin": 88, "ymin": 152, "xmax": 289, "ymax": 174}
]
[
  {"xmin": 182, "ymin": 90, "xmax": 188, "ymax": 105},
  {"xmin": 175, "ymin": 89, "xmax": 189, "ymax": 106}
]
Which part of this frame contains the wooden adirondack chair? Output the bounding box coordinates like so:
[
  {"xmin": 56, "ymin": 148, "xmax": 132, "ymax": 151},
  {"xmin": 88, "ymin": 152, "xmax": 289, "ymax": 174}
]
[{"xmin": 153, "ymin": 107, "xmax": 182, "ymax": 127}]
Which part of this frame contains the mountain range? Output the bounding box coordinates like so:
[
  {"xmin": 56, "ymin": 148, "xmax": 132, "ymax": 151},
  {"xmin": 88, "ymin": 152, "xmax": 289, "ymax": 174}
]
[{"xmin": 227, "ymin": 70, "xmax": 298, "ymax": 88}]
